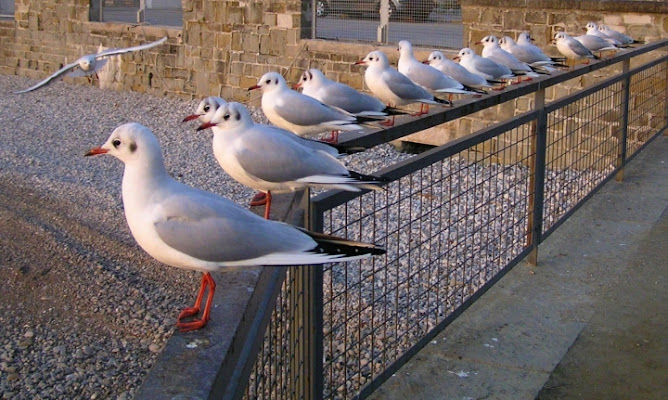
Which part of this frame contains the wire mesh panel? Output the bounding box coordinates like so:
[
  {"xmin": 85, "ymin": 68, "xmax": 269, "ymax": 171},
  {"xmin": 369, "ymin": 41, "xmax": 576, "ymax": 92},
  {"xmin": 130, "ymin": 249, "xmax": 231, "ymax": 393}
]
[
  {"xmin": 626, "ymin": 60, "xmax": 668, "ymax": 158},
  {"xmin": 318, "ymin": 122, "xmax": 537, "ymax": 398},
  {"xmin": 90, "ymin": 0, "xmax": 182, "ymax": 26},
  {"xmin": 244, "ymin": 266, "xmax": 308, "ymax": 400},
  {"xmin": 542, "ymin": 82, "xmax": 624, "ymax": 233},
  {"xmin": 313, "ymin": 0, "xmax": 462, "ymax": 49}
]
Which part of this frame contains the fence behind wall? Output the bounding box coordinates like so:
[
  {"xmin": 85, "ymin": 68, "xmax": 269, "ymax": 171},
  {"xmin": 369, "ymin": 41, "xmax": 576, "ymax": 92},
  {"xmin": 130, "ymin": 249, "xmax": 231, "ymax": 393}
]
[
  {"xmin": 236, "ymin": 40, "xmax": 667, "ymax": 400},
  {"xmin": 89, "ymin": 0, "xmax": 182, "ymax": 27}
]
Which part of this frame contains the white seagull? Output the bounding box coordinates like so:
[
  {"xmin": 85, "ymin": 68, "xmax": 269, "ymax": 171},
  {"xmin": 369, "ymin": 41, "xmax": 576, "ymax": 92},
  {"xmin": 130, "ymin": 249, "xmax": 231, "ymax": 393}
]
[
  {"xmin": 573, "ymin": 33, "xmax": 621, "ymax": 55},
  {"xmin": 295, "ymin": 68, "xmax": 405, "ymax": 118},
  {"xmin": 498, "ymin": 36, "xmax": 567, "ymax": 68},
  {"xmin": 182, "ymin": 96, "xmax": 227, "ymax": 123},
  {"xmin": 584, "ymin": 22, "xmax": 627, "ymax": 47},
  {"xmin": 355, "ymin": 50, "xmax": 451, "ymax": 125},
  {"xmin": 477, "ymin": 35, "xmax": 544, "ymax": 81},
  {"xmin": 425, "ymin": 51, "xmax": 500, "ymax": 90},
  {"xmin": 553, "ymin": 32, "xmax": 601, "ymax": 65},
  {"xmin": 196, "ymin": 102, "xmax": 386, "ymax": 219},
  {"xmin": 397, "ymin": 40, "xmax": 482, "ymax": 100},
  {"xmin": 599, "ymin": 25, "xmax": 644, "ymax": 45},
  {"xmin": 85, "ymin": 122, "xmax": 385, "ymax": 331},
  {"xmin": 14, "ymin": 37, "xmax": 168, "ymax": 94},
  {"xmin": 249, "ymin": 72, "xmax": 380, "ymax": 142},
  {"xmin": 454, "ymin": 47, "xmax": 516, "ymax": 86}
]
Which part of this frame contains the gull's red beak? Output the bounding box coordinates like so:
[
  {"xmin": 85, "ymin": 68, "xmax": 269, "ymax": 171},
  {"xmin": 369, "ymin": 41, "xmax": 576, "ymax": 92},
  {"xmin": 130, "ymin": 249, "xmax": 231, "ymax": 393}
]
[
  {"xmin": 197, "ymin": 122, "xmax": 216, "ymax": 131},
  {"xmin": 85, "ymin": 147, "xmax": 108, "ymax": 157},
  {"xmin": 248, "ymin": 84, "xmax": 260, "ymax": 91},
  {"xmin": 354, "ymin": 60, "xmax": 365, "ymax": 65},
  {"xmin": 293, "ymin": 82, "xmax": 302, "ymax": 90},
  {"xmin": 422, "ymin": 60, "xmax": 430, "ymax": 64},
  {"xmin": 182, "ymin": 114, "xmax": 200, "ymax": 122},
  {"xmin": 474, "ymin": 41, "xmax": 482, "ymax": 45},
  {"xmin": 453, "ymin": 56, "xmax": 460, "ymax": 61}
]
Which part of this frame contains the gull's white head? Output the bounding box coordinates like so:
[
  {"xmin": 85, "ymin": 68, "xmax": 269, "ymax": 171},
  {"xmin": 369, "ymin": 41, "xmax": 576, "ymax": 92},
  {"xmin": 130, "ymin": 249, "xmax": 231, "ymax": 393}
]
[
  {"xmin": 498, "ymin": 36, "xmax": 517, "ymax": 50},
  {"xmin": 397, "ymin": 40, "xmax": 414, "ymax": 58},
  {"xmin": 78, "ymin": 55, "xmax": 96, "ymax": 72},
  {"xmin": 199, "ymin": 102, "xmax": 253, "ymax": 132},
  {"xmin": 553, "ymin": 32, "xmax": 568, "ymax": 42},
  {"xmin": 517, "ymin": 31, "xmax": 533, "ymax": 45},
  {"xmin": 585, "ymin": 22, "xmax": 599, "ymax": 32},
  {"xmin": 249, "ymin": 72, "xmax": 287, "ymax": 93},
  {"xmin": 295, "ymin": 68, "xmax": 327, "ymax": 90},
  {"xmin": 356, "ymin": 51, "xmax": 390, "ymax": 68},
  {"xmin": 427, "ymin": 51, "xmax": 446, "ymax": 64},
  {"xmin": 455, "ymin": 47, "xmax": 476, "ymax": 61},
  {"xmin": 183, "ymin": 96, "xmax": 227, "ymax": 123},
  {"xmin": 478, "ymin": 35, "xmax": 499, "ymax": 47},
  {"xmin": 85, "ymin": 123, "xmax": 162, "ymax": 167}
]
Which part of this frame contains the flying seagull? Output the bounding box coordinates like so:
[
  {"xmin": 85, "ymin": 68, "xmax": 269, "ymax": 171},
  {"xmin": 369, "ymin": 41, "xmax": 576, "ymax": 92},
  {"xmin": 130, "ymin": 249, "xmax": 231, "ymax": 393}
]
[{"xmin": 14, "ymin": 37, "xmax": 168, "ymax": 94}]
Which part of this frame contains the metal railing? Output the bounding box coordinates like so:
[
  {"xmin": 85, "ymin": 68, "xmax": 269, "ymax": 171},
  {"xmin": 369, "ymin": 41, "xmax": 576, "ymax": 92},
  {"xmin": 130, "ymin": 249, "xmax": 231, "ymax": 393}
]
[
  {"xmin": 89, "ymin": 0, "xmax": 182, "ymax": 27},
  {"xmin": 311, "ymin": 0, "xmax": 462, "ymax": 49},
  {"xmin": 198, "ymin": 40, "xmax": 667, "ymax": 400}
]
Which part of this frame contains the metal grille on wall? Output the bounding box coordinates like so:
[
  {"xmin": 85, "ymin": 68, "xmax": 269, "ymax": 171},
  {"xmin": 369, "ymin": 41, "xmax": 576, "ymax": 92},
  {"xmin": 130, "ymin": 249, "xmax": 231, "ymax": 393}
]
[
  {"xmin": 312, "ymin": 0, "xmax": 463, "ymax": 49},
  {"xmin": 240, "ymin": 41, "xmax": 667, "ymax": 400},
  {"xmin": 89, "ymin": 0, "xmax": 182, "ymax": 27}
]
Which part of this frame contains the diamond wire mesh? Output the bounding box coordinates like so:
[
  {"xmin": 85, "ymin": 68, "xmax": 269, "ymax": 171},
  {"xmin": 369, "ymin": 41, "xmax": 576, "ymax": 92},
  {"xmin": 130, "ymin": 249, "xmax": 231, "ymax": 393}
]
[
  {"xmin": 320, "ymin": 123, "xmax": 536, "ymax": 398},
  {"xmin": 626, "ymin": 61, "xmax": 668, "ymax": 157},
  {"xmin": 542, "ymin": 81, "xmax": 624, "ymax": 233},
  {"xmin": 313, "ymin": 0, "xmax": 462, "ymax": 49},
  {"xmin": 244, "ymin": 266, "xmax": 306, "ymax": 400}
]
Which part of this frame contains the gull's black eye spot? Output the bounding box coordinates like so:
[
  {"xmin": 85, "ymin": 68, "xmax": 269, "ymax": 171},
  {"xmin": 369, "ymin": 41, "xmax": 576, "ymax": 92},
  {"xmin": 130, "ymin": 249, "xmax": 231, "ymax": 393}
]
[
  {"xmin": 129, "ymin": 143, "xmax": 137, "ymax": 153},
  {"xmin": 265, "ymin": 79, "xmax": 271, "ymax": 84},
  {"xmin": 274, "ymin": 79, "xmax": 278, "ymax": 84},
  {"xmin": 235, "ymin": 113, "xmax": 240, "ymax": 121},
  {"xmin": 112, "ymin": 139, "xmax": 121, "ymax": 148},
  {"xmin": 223, "ymin": 114, "xmax": 231, "ymax": 120},
  {"xmin": 203, "ymin": 105, "xmax": 210, "ymax": 112}
]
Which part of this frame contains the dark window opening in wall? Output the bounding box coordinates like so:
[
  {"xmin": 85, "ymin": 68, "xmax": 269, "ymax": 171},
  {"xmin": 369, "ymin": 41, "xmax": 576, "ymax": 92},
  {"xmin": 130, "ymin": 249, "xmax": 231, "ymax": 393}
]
[
  {"xmin": 306, "ymin": 0, "xmax": 463, "ymax": 49},
  {"xmin": 89, "ymin": 0, "xmax": 182, "ymax": 27},
  {"xmin": 0, "ymin": 0, "xmax": 14, "ymax": 20}
]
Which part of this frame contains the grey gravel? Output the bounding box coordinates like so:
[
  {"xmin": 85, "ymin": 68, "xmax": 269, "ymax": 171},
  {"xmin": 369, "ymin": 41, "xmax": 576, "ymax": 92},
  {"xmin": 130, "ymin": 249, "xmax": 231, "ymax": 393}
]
[{"xmin": 0, "ymin": 74, "xmax": 411, "ymax": 399}]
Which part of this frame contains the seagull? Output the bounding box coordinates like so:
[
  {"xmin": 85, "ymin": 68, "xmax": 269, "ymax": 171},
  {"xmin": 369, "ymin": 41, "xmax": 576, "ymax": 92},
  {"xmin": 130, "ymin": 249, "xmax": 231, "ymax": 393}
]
[
  {"xmin": 397, "ymin": 40, "xmax": 484, "ymax": 101},
  {"xmin": 573, "ymin": 33, "xmax": 621, "ymax": 56},
  {"xmin": 498, "ymin": 36, "xmax": 567, "ymax": 68},
  {"xmin": 599, "ymin": 25, "xmax": 644, "ymax": 45},
  {"xmin": 249, "ymin": 72, "xmax": 381, "ymax": 143},
  {"xmin": 14, "ymin": 37, "xmax": 168, "ymax": 94},
  {"xmin": 584, "ymin": 22, "xmax": 627, "ymax": 47},
  {"xmin": 183, "ymin": 96, "xmax": 363, "ymax": 208},
  {"xmin": 85, "ymin": 122, "xmax": 385, "ymax": 331},
  {"xmin": 477, "ymin": 35, "xmax": 544, "ymax": 81},
  {"xmin": 295, "ymin": 68, "xmax": 406, "ymax": 118},
  {"xmin": 454, "ymin": 47, "xmax": 516, "ymax": 87},
  {"xmin": 553, "ymin": 32, "xmax": 601, "ymax": 66},
  {"xmin": 424, "ymin": 51, "xmax": 500, "ymax": 90},
  {"xmin": 196, "ymin": 102, "xmax": 387, "ymax": 219},
  {"xmin": 355, "ymin": 50, "xmax": 452, "ymax": 125},
  {"xmin": 182, "ymin": 96, "xmax": 227, "ymax": 123}
]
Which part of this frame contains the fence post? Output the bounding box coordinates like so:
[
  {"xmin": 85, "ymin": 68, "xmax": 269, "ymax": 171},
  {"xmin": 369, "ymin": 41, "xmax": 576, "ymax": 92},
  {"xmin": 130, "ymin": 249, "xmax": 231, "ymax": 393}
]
[
  {"xmin": 138, "ymin": 0, "xmax": 146, "ymax": 24},
  {"xmin": 378, "ymin": 0, "xmax": 390, "ymax": 43},
  {"xmin": 304, "ymin": 189, "xmax": 324, "ymax": 400},
  {"xmin": 527, "ymin": 89, "xmax": 547, "ymax": 266},
  {"xmin": 616, "ymin": 59, "xmax": 631, "ymax": 182}
]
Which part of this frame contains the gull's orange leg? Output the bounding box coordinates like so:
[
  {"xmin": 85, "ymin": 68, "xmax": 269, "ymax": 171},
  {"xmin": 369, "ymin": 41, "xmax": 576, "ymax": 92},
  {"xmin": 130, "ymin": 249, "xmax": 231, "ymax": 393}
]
[
  {"xmin": 263, "ymin": 191, "xmax": 273, "ymax": 219},
  {"xmin": 250, "ymin": 192, "xmax": 267, "ymax": 206},
  {"xmin": 177, "ymin": 272, "xmax": 216, "ymax": 332},
  {"xmin": 321, "ymin": 131, "xmax": 339, "ymax": 143}
]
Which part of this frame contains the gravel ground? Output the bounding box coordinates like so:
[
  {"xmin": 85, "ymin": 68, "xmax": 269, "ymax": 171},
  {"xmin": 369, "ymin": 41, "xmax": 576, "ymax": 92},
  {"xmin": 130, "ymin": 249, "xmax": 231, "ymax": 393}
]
[{"xmin": 0, "ymin": 74, "xmax": 412, "ymax": 399}]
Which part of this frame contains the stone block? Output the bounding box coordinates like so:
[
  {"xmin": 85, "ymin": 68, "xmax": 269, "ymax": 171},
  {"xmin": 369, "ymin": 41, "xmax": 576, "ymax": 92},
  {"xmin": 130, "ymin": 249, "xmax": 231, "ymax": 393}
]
[
  {"xmin": 263, "ymin": 13, "xmax": 277, "ymax": 27},
  {"xmin": 525, "ymin": 11, "xmax": 546, "ymax": 25},
  {"xmin": 481, "ymin": 8, "xmax": 502, "ymax": 26},
  {"xmin": 277, "ymin": 13, "xmax": 299, "ymax": 29},
  {"xmin": 241, "ymin": 33, "xmax": 260, "ymax": 53},
  {"xmin": 269, "ymin": 29, "xmax": 287, "ymax": 56},
  {"xmin": 623, "ymin": 14, "xmax": 652, "ymax": 25},
  {"xmin": 503, "ymin": 10, "xmax": 524, "ymax": 30}
]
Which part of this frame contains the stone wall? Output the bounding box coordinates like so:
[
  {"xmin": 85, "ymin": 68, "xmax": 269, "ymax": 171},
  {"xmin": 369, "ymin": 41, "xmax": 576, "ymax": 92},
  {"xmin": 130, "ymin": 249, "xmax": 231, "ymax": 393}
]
[{"xmin": 0, "ymin": 1, "xmax": 666, "ymax": 146}]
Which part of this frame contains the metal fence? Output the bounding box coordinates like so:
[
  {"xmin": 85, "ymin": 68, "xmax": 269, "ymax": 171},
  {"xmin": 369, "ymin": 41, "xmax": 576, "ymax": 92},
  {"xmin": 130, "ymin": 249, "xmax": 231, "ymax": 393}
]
[
  {"xmin": 312, "ymin": 0, "xmax": 462, "ymax": 49},
  {"xmin": 89, "ymin": 0, "xmax": 182, "ymax": 27},
  {"xmin": 239, "ymin": 40, "xmax": 667, "ymax": 400}
]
